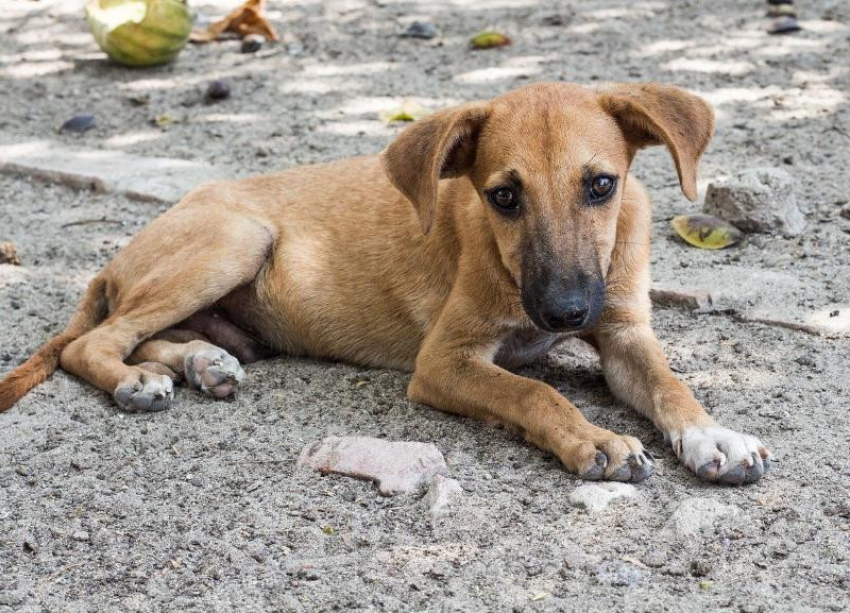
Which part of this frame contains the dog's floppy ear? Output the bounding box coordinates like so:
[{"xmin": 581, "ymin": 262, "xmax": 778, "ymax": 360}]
[
  {"xmin": 381, "ymin": 102, "xmax": 489, "ymax": 233},
  {"xmin": 597, "ymin": 83, "xmax": 714, "ymax": 202}
]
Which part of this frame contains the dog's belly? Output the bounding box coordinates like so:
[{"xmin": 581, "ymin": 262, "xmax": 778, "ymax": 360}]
[
  {"xmin": 225, "ymin": 242, "xmax": 431, "ymax": 371},
  {"xmin": 495, "ymin": 328, "xmax": 570, "ymax": 369}
]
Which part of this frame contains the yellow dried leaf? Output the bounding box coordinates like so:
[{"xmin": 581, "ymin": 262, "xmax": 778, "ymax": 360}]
[
  {"xmin": 470, "ymin": 30, "xmax": 511, "ymax": 49},
  {"xmin": 671, "ymin": 214, "xmax": 741, "ymax": 250},
  {"xmin": 379, "ymin": 100, "xmax": 432, "ymax": 124},
  {"xmin": 153, "ymin": 112, "xmax": 179, "ymax": 127},
  {"xmin": 322, "ymin": 525, "xmax": 335, "ymax": 535}
]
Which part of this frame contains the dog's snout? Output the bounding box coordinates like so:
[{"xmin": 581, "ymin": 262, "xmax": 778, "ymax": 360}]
[
  {"xmin": 521, "ymin": 266, "xmax": 605, "ymax": 333},
  {"xmin": 540, "ymin": 290, "xmax": 590, "ymax": 331}
]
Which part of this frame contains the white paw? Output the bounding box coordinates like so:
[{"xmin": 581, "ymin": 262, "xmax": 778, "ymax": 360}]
[{"xmin": 667, "ymin": 425, "xmax": 772, "ymax": 485}]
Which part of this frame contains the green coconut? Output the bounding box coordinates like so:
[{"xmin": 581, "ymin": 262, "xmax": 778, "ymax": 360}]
[{"xmin": 85, "ymin": 0, "xmax": 192, "ymax": 67}]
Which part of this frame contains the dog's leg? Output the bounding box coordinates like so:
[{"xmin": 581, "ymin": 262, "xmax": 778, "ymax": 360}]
[
  {"xmin": 591, "ymin": 322, "xmax": 771, "ymax": 484},
  {"xmin": 129, "ymin": 338, "xmax": 244, "ymax": 399},
  {"xmin": 59, "ymin": 213, "xmax": 273, "ymax": 413},
  {"xmin": 590, "ymin": 181, "xmax": 770, "ymax": 484},
  {"xmin": 410, "ymin": 331, "xmax": 654, "ymax": 482}
]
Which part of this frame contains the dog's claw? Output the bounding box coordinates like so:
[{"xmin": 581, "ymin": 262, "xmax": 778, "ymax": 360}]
[{"xmin": 580, "ymin": 451, "xmax": 608, "ymax": 480}]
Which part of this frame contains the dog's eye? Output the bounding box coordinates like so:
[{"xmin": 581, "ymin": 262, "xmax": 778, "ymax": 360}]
[
  {"xmin": 589, "ymin": 175, "xmax": 616, "ymax": 204},
  {"xmin": 488, "ymin": 186, "xmax": 519, "ymax": 212}
]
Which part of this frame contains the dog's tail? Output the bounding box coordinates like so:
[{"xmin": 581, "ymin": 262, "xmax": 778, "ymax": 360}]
[{"xmin": 0, "ymin": 277, "xmax": 107, "ymax": 412}]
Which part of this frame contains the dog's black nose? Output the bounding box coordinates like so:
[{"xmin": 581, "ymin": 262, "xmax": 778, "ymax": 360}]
[{"xmin": 540, "ymin": 294, "xmax": 589, "ymax": 330}]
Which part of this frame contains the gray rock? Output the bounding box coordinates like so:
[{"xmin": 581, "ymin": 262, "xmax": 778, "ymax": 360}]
[
  {"xmin": 0, "ymin": 139, "xmax": 228, "ymax": 205},
  {"xmin": 595, "ymin": 561, "xmax": 645, "ymax": 587},
  {"xmin": 703, "ymin": 167, "xmax": 806, "ymax": 237},
  {"xmin": 568, "ymin": 482, "xmax": 637, "ymax": 513},
  {"xmin": 297, "ymin": 436, "xmax": 449, "ymax": 495},
  {"xmin": 71, "ymin": 530, "xmax": 90, "ymax": 542},
  {"xmin": 403, "ymin": 21, "xmax": 437, "ymax": 40},
  {"xmin": 667, "ymin": 497, "xmax": 741, "ymax": 539},
  {"xmin": 424, "ymin": 475, "xmax": 463, "ymax": 519}
]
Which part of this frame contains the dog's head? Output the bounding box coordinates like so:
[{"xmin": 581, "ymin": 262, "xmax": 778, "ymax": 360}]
[{"xmin": 382, "ymin": 82, "xmax": 714, "ymax": 332}]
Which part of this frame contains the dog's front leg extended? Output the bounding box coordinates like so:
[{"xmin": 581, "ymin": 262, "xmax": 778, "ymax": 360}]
[
  {"xmin": 592, "ymin": 322, "xmax": 771, "ymax": 484},
  {"xmin": 409, "ymin": 328, "xmax": 653, "ymax": 482}
]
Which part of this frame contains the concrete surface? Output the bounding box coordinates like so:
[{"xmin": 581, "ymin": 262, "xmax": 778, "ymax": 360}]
[{"xmin": 1, "ymin": 0, "xmax": 849, "ymax": 611}]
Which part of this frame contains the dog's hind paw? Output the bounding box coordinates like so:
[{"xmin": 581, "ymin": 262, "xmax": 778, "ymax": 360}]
[
  {"xmin": 114, "ymin": 372, "xmax": 174, "ymax": 413},
  {"xmin": 185, "ymin": 347, "xmax": 244, "ymax": 399},
  {"xmin": 668, "ymin": 425, "xmax": 772, "ymax": 485}
]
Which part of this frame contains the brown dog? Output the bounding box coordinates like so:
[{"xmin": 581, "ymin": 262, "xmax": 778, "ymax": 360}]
[{"xmin": 0, "ymin": 82, "xmax": 771, "ymax": 484}]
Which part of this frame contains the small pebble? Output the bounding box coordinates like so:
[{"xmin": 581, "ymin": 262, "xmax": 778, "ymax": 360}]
[
  {"xmin": 403, "ymin": 21, "xmax": 437, "ymax": 40},
  {"xmin": 768, "ymin": 16, "xmax": 802, "ymax": 34},
  {"xmin": 241, "ymin": 34, "xmax": 264, "ymax": 53},
  {"xmin": 206, "ymin": 80, "xmax": 231, "ymax": 102},
  {"xmin": 71, "ymin": 530, "xmax": 90, "ymax": 542},
  {"xmin": 60, "ymin": 114, "xmax": 95, "ymax": 133}
]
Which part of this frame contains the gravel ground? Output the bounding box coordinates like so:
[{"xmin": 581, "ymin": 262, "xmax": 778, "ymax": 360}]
[{"xmin": 1, "ymin": 0, "xmax": 849, "ymax": 611}]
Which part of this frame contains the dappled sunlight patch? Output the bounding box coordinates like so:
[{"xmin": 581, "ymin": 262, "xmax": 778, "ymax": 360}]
[
  {"xmin": 192, "ymin": 112, "xmax": 266, "ymax": 124},
  {"xmin": 685, "ymin": 37, "xmax": 763, "ymax": 57},
  {"xmin": 1, "ymin": 61, "xmax": 74, "ymax": 79},
  {"xmin": 567, "ymin": 22, "xmax": 602, "ymax": 35},
  {"xmin": 698, "ymin": 83, "xmax": 846, "ymax": 121},
  {"xmin": 103, "ymin": 131, "xmax": 164, "ymax": 148},
  {"xmin": 0, "ymin": 49, "xmax": 64, "ymax": 63},
  {"xmin": 300, "ymin": 61, "xmax": 398, "ymax": 78},
  {"xmin": 792, "ymin": 66, "xmax": 848, "ymax": 85},
  {"xmin": 698, "ymin": 86, "xmax": 783, "ymax": 106},
  {"xmin": 314, "ymin": 96, "xmax": 454, "ymax": 119},
  {"xmin": 454, "ymin": 53, "xmax": 554, "ymax": 84},
  {"xmin": 279, "ymin": 78, "xmax": 361, "ymax": 94},
  {"xmin": 453, "ymin": 65, "xmax": 540, "ymax": 84},
  {"xmin": 769, "ymin": 85, "xmax": 846, "ymax": 121},
  {"xmin": 637, "ymin": 39, "xmax": 695, "ymax": 57},
  {"xmin": 317, "ymin": 120, "xmax": 387, "ymax": 137},
  {"xmin": 681, "ymin": 368, "xmax": 783, "ymax": 391},
  {"xmin": 662, "ymin": 57, "xmax": 754, "ymax": 75},
  {"xmin": 753, "ymin": 36, "xmax": 825, "ymax": 59},
  {"xmin": 798, "ymin": 19, "xmax": 849, "ymax": 34}
]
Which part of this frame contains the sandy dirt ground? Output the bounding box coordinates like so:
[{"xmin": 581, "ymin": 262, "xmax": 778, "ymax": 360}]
[{"xmin": 1, "ymin": 0, "xmax": 849, "ymax": 611}]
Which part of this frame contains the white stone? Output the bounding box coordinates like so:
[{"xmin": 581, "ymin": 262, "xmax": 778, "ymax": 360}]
[
  {"xmin": 424, "ymin": 475, "xmax": 463, "ymax": 519},
  {"xmin": 297, "ymin": 436, "xmax": 449, "ymax": 496},
  {"xmin": 0, "ymin": 139, "xmax": 229, "ymax": 205},
  {"xmin": 568, "ymin": 482, "xmax": 637, "ymax": 513},
  {"xmin": 667, "ymin": 497, "xmax": 741, "ymax": 539},
  {"xmin": 703, "ymin": 167, "xmax": 806, "ymax": 237}
]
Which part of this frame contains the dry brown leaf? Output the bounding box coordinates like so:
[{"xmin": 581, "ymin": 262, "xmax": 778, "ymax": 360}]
[
  {"xmin": 0, "ymin": 242, "xmax": 20, "ymax": 266},
  {"xmin": 191, "ymin": 0, "xmax": 279, "ymax": 43}
]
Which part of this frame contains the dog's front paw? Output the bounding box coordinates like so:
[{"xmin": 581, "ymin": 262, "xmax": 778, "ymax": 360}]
[
  {"xmin": 668, "ymin": 425, "xmax": 771, "ymax": 485},
  {"xmin": 566, "ymin": 435, "xmax": 655, "ymax": 483}
]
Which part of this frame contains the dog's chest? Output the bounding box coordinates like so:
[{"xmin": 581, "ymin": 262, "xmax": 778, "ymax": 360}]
[{"xmin": 494, "ymin": 328, "xmax": 570, "ymax": 369}]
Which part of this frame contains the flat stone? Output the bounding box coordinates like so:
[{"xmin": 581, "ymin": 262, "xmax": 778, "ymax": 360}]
[
  {"xmin": 652, "ymin": 267, "xmax": 803, "ymax": 313},
  {"xmin": 568, "ymin": 482, "xmax": 637, "ymax": 513},
  {"xmin": 667, "ymin": 497, "xmax": 741, "ymax": 539},
  {"xmin": 0, "ymin": 139, "xmax": 228, "ymax": 205},
  {"xmin": 424, "ymin": 475, "xmax": 463, "ymax": 519},
  {"xmin": 297, "ymin": 436, "xmax": 449, "ymax": 496},
  {"xmin": 649, "ymin": 286, "xmax": 712, "ymax": 310},
  {"xmin": 703, "ymin": 167, "xmax": 806, "ymax": 237},
  {"xmin": 595, "ymin": 561, "xmax": 645, "ymax": 587}
]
